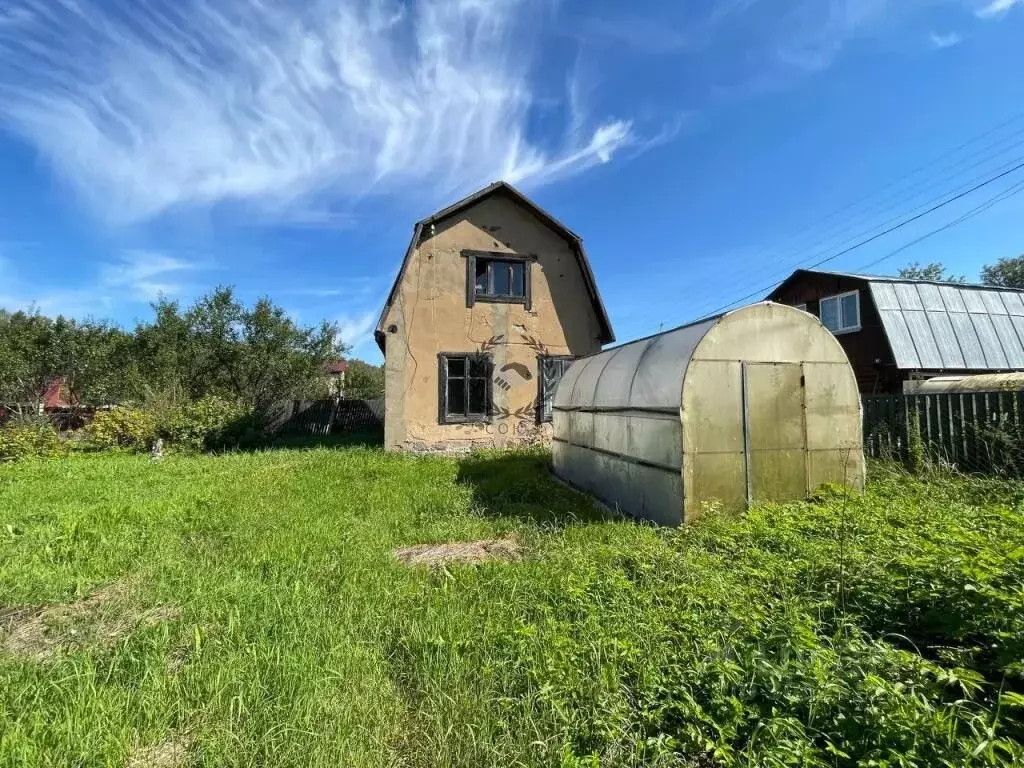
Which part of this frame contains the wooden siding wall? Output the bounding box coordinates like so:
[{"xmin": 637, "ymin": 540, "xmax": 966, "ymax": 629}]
[{"xmin": 770, "ymin": 274, "xmax": 900, "ymax": 394}]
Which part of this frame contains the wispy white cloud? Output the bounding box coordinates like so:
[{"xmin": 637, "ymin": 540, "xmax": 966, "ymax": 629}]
[
  {"xmin": 0, "ymin": 250, "xmax": 205, "ymax": 317},
  {"xmin": 930, "ymin": 31, "xmax": 963, "ymax": 48},
  {"xmin": 771, "ymin": 0, "xmax": 894, "ymax": 71},
  {"xmin": 98, "ymin": 251, "xmax": 200, "ymax": 302},
  {"xmin": 284, "ymin": 276, "xmax": 386, "ymax": 300},
  {"xmin": 976, "ymin": 0, "xmax": 1024, "ymax": 18},
  {"xmin": 0, "ymin": 0, "xmax": 636, "ymax": 224},
  {"xmin": 336, "ymin": 310, "xmax": 377, "ymax": 354}
]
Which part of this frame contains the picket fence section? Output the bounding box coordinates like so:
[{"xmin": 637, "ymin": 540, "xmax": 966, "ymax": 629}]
[
  {"xmin": 862, "ymin": 390, "xmax": 1024, "ymax": 475},
  {"xmin": 269, "ymin": 398, "xmax": 384, "ymax": 436}
]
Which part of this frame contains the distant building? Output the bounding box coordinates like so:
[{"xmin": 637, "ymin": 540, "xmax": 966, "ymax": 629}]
[
  {"xmin": 41, "ymin": 377, "xmax": 77, "ymax": 411},
  {"xmin": 325, "ymin": 360, "xmax": 348, "ymax": 398},
  {"xmin": 768, "ymin": 269, "xmax": 1024, "ymax": 393}
]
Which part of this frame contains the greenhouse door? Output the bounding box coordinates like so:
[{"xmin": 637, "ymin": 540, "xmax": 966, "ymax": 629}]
[{"xmin": 741, "ymin": 362, "xmax": 807, "ymax": 506}]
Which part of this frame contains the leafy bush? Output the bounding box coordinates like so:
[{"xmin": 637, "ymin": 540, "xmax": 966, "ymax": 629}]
[
  {"xmin": 84, "ymin": 396, "xmax": 257, "ymax": 453},
  {"xmin": 393, "ymin": 455, "xmax": 1024, "ymax": 767},
  {"xmin": 85, "ymin": 407, "xmax": 157, "ymax": 450},
  {"xmin": 0, "ymin": 422, "xmax": 66, "ymax": 460},
  {"xmin": 162, "ymin": 395, "xmax": 256, "ymax": 451}
]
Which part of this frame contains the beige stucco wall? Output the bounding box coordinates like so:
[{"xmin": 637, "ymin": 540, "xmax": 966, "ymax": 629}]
[{"xmin": 382, "ymin": 194, "xmax": 605, "ymax": 452}]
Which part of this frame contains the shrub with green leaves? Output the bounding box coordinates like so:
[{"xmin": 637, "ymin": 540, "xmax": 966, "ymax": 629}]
[
  {"xmin": 161, "ymin": 395, "xmax": 256, "ymax": 451},
  {"xmin": 0, "ymin": 421, "xmax": 65, "ymax": 460},
  {"xmin": 85, "ymin": 407, "xmax": 157, "ymax": 450}
]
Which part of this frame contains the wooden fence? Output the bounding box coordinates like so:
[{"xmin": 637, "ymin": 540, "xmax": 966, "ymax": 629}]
[
  {"xmin": 267, "ymin": 398, "xmax": 383, "ymax": 436},
  {"xmin": 863, "ymin": 390, "xmax": 1024, "ymax": 475}
]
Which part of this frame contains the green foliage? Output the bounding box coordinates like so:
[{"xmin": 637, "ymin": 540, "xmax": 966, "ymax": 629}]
[
  {"xmin": 442, "ymin": 457, "xmax": 1024, "ymax": 766},
  {"xmin": 898, "ymin": 261, "xmax": 965, "ymax": 282},
  {"xmin": 981, "ymin": 255, "xmax": 1024, "ymax": 289},
  {"xmin": 0, "ymin": 421, "xmax": 66, "ymax": 460},
  {"xmin": 1, "ymin": 452, "xmax": 1021, "ymax": 767},
  {"xmin": 135, "ymin": 287, "xmax": 346, "ymax": 408},
  {"xmin": 344, "ymin": 359, "xmax": 385, "ymax": 400},
  {"xmin": 0, "ymin": 288, "xmax": 348, "ymax": 416},
  {"xmin": 85, "ymin": 408, "xmax": 158, "ymax": 450},
  {"xmin": 86, "ymin": 396, "xmax": 255, "ymax": 453},
  {"xmin": 0, "ymin": 309, "xmax": 130, "ymax": 414},
  {"xmin": 161, "ymin": 395, "xmax": 255, "ymax": 451}
]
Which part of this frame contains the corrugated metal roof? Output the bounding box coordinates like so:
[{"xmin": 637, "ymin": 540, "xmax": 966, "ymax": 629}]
[{"xmin": 865, "ymin": 280, "xmax": 1024, "ymax": 371}]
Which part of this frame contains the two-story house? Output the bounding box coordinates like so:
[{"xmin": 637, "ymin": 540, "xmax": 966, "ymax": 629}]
[
  {"xmin": 768, "ymin": 268, "xmax": 1024, "ymax": 394},
  {"xmin": 374, "ymin": 182, "xmax": 615, "ymax": 452}
]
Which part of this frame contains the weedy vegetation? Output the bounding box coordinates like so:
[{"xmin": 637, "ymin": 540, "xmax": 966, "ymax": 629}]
[{"xmin": 0, "ymin": 447, "xmax": 1022, "ymax": 767}]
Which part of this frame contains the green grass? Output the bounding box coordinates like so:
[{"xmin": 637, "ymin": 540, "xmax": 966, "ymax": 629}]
[{"xmin": 1, "ymin": 448, "xmax": 1022, "ymax": 767}]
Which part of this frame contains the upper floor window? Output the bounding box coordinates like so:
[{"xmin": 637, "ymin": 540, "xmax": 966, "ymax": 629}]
[
  {"xmin": 463, "ymin": 250, "xmax": 532, "ymax": 310},
  {"xmin": 819, "ymin": 290, "xmax": 860, "ymax": 334},
  {"xmin": 476, "ymin": 258, "xmax": 526, "ymax": 299}
]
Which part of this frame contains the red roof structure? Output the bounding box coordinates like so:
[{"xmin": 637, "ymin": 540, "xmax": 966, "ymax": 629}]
[
  {"xmin": 41, "ymin": 377, "xmax": 77, "ymax": 410},
  {"xmin": 325, "ymin": 360, "xmax": 348, "ymax": 375}
]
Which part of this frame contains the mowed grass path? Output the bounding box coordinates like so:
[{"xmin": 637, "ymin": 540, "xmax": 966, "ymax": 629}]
[{"xmin": 2, "ymin": 446, "xmax": 1023, "ymax": 767}]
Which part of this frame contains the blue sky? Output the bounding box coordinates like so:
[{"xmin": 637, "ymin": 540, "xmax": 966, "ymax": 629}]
[{"xmin": 1, "ymin": 0, "xmax": 1023, "ymax": 361}]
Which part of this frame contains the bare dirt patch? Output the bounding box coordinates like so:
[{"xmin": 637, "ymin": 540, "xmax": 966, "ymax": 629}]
[
  {"xmin": 393, "ymin": 536, "xmax": 522, "ymax": 568},
  {"xmin": 125, "ymin": 734, "xmax": 194, "ymax": 768},
  {"xmin": 0, "ymin": 582, "xmax": 181, "ymax": 661}
]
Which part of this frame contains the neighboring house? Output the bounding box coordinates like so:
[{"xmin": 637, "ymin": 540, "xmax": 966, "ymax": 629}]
[
  {"xmin": 325, "ymin": 360, "xmax": 348, "ymax": 398},
  {"xmin": 42, "ymin": 377, "xmax": 77, "ymax": 411},
  {"xmin": 768, "ymin": 269, "xmax": 1024, "ymax": 393},
  {"xmin": 375, "ymin": 181, "xmax": 615, "ymax": 452}
]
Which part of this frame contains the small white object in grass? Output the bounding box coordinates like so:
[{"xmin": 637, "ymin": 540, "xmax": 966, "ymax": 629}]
[{"xmin": 151, "ymin": 439, "xmax": 164, "ymax": 462}]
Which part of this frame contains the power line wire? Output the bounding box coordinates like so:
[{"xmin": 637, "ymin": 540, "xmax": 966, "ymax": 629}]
[
  {"xmin": 692, "ymin": 136, "xmax": 1024, "ymax": 314},
  {"xmin": 708, "ymin": 111, "xmax": 1024, "ymax": 281},
  {"xmin": 693, "ymin": 159, "xmax": 1024, "ymax": 318},
  {"xmin": 853, "ymin": 179, "xmax": 1024, "ymax": 274}
]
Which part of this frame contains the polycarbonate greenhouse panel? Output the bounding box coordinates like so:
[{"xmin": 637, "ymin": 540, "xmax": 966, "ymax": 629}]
[
  {"xmin": 628, "ymin": 319, "xmax": 717, "ymax": 410},
  {"xmin": 592, "ymin": 339, "xmax": 653, "ymax": 408},
  {"xmin": 553, "ymin": 302, "xmax": 865, "ymax": 525}
]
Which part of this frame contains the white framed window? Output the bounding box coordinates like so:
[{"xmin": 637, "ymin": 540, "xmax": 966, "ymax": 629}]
[
  {"xmin": 794, "ymin": 303, "xmax": 808, "ymax": 313},
  {"xmin": 819, "ymin": 290, "xmax": 860, "ymax": 334}
]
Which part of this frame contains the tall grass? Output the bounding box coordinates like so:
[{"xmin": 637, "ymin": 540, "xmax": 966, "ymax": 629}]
[{"xmin": 1, "ymin": 449, "xmax": 1021, "ymax": 766}]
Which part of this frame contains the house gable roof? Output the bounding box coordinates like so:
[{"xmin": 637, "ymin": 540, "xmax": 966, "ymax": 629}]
[
  {"xmin": 768, "ymin": 268, "xmax": 1024, "ymax": 371},
  {"xmin": 374, "ymin": 181, "xmax": 615, "ymax": 352}
]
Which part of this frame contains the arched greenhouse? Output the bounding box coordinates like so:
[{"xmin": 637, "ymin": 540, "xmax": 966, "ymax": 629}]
[{"xmin": 552, "ymin": 302, "xmax": 865, "ymax": 525}]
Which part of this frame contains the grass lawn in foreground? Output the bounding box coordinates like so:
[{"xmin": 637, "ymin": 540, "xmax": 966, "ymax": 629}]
[{"xmin": 1, "ymin": 445, "xmax": 1023, "ymax": 767}]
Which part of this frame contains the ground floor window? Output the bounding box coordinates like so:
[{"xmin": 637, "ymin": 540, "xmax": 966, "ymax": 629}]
[
  {"xmin": 538, "ymin": 356, "xmax": 574, "ymax": 423},
  {"xmin": 438, "ymin": 353, "xmax": 492, "ymax": 423}
]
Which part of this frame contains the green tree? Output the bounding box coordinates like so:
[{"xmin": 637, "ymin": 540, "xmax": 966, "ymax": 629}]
[
  {"xmin": 132, "ymin": 287, "xmax": 347, "ymax": 408},
  {"xmin": 897, "ymin": 262, "xmax": 965, "ymax": 282},
  {"xmin": 344, "ymin": 360, "xmax": 385, "ymax": 400},
  {"xmin": 0, "ymin": 310, "xmax": 130, "ymax": 416},
  {"xmin": 981, "ymin": 254, "xmax": 1024, "ymax": 288}
]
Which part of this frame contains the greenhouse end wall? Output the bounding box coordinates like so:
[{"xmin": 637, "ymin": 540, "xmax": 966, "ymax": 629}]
[{"xmin": 552, "ymin": 303, "xmax": 865, "ymax": 525}]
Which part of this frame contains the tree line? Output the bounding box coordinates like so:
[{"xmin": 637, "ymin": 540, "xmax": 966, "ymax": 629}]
[
  {"xmin": 0, "ymin": 287, "xmax": 383, "ymax": 419},
  {"xmin": 897, "ymin": 253, "xmax": 1024, "ymax": 287}
]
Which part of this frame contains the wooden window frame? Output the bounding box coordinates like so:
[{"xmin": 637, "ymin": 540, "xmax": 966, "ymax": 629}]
[
  {"xmin": 536, "ymin": 354, "xmax": 574, "ymax": 424},
  {"xmin": 819, "ymin": 290, "xmax": 861, "ymax": 335},
  {"xmin": 462, "ymin": 250, "xmax": 533, "ymax": 310},
  {"xmin": 438, "ymin": 352, "xmax": 494, "ymax": 425}
]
